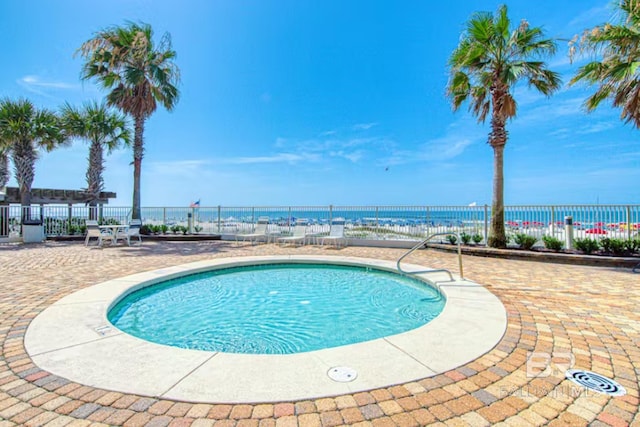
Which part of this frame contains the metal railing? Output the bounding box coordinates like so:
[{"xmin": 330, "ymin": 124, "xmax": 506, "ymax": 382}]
[
  {"xmin": 0, "ymin": 204, "xmax": 638, "ymax": 245},
  {"xmin": 397, "ymin": 232, "xmax": 464, "ymax": 282}
]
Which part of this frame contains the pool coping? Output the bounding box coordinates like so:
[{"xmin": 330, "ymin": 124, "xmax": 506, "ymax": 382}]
[{"xmin": 24, "ymin": 255, "xmax": 507, "ymax": 403}]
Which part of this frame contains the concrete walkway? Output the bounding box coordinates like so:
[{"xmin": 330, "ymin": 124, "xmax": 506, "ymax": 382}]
[{"xmin": 0, "ymin": 241, "xmax": 638, "ymax": 426}]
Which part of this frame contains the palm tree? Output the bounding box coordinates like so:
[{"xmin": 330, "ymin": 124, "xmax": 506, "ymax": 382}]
[
  {"xmin": 61, "ymin": 101, "xmax": 131, "ymax": 216},
  {"xmin": 77, "ymin": 22, "xmax": 180, "ymax": 220},
  {"xmin": 570, "ymin": 0, "xmax": 640, "ymax": 128},
  {"xmin": 446, "ymin": 5, "xmax": 561, "ymax": 248},
  {"xmin": 0, "ymin": 98, "xmax": 68, "ymax": 217}
]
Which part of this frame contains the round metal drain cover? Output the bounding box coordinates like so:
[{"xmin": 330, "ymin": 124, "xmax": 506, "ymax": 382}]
[
  {"xmin": 565, "ymin": 369, "xmax": 626, "ymax": 396},
  {"xmin": 327, "ymin": 366, "xmax": 357, "ymax": 382}
]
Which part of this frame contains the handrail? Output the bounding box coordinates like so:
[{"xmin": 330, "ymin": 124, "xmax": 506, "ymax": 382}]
[{"xmin": 397, "ymin": 232, "xmax": 464, "ymax": 281}]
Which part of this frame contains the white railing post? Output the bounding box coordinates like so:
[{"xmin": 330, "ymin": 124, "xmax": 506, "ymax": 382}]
[
  {"xmin": 627, "ymin": 205, "xmax": 632, "ymax": 241},
  {"xmin": 67, "ymin": 204, "xmax": 73, "ymax": 235},
  {"xmin": 565, "ymin": 216, "xmax": 574, "ymax": 249},
  {"xmin": 217, "ymin": 205, "xmax": 222, "ymax": 233}
]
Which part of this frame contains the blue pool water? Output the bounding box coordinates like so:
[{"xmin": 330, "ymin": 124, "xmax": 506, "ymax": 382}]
[{"xmin": 108, "ymin": 263, "xmax": 445, "ymax": 354}]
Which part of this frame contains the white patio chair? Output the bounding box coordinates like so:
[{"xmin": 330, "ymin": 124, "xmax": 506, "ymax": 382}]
[
  {"xmin": 319, "ymin": 219, "xmax": 347, "ymax": 248},
  {"xmin": 277, "ymin": 221, "xmax": 309, "ymax": 246},
  {"xmin": 236, "ymin": 217, "xmax": 270, "ymax": 245},
  {"xmin": 85, "ymin": 220, "xmax": 113, "ymax": 246},
  {"xmin": 115, "ymin": 219, "xmax": 142, "ymax": 246}
]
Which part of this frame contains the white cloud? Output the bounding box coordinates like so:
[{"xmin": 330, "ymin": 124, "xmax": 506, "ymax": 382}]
[
  {"xmin": 386, "ymin": 136, "xmax": 477, "ymax": 166},
  {"xmin": 16, "ymin": 74, "xmax": 90, "ymax": 99},
  {"xmin": 273, "ymin": 134, "xmax": 389, "ymax": 164},
  {"xmin": 577, "ymin": 121, "xmax": 616, "ymax": 134},
  {"xmin": 147, "ymin": 159, "xmax": 211, "ymax": 176},
  {"xmin": 329, "ymin": 150, "xmax": 364, "ymax": 162},
  {"xmin": 224, "ymin": 152, "xmax": 320, "ymax": 164},
  {"xmin": 567, "ymin": 5, "xmax": 610, "ymax": 30},
  {"xmin": 353, "ymin": 122, "xmax": 377, "ymax": 130},
  {"xmin": 516, "ymin": 97, "xmax": 585, "ymax": 125},
  {"xmin": 19, "ymin": 75, "xmax": 77, "ymax": 89}
]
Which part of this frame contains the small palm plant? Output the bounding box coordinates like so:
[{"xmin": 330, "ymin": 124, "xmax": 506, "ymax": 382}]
[{"xmin": 62, "ymin": 101, "xmax": 130, "ymax": 217}]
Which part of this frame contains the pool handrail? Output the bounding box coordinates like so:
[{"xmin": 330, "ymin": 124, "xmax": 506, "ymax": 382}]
[{"xmin": 397, "ymin": 232, "xmax": 464, "ymax": 281}]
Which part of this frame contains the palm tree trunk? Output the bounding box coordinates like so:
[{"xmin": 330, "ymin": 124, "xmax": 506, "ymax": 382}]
[
  {"xmin": 0, "ymin": 151, "xmax": 9, "ymax": 188},
  {"xmin": 87, "ymin": 141, "xmax": 104, "ymax": 220},
  {"xmin": 13, "ymin": 141, "xmax": 36, "ymax": 221},
  {"xmin": 132, "ymin": 115, "xmax": 145, "ymax": 220},
  {"xmin": 488, "ymin": 144, "xmax": 507, "ymax": 248},
  {"xmin": 0, "ymin": 153, "xmax": 7, "ymax": 235}
]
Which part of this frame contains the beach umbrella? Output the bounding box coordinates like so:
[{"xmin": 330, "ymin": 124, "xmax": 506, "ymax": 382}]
[{"xmin": 586, "ymin": 228, "xmax": 607, "ymax": 235}]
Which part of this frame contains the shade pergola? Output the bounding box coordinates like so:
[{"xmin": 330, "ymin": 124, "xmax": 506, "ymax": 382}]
[{"xmin": 0, "ymin": 187, "xmax": 116, "ymax": 205}]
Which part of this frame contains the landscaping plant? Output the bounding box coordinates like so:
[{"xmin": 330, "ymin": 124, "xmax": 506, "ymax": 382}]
[
  {"xmin": 574, "ymin": 237, "xmax": 600, "ymax": 254},
  {"xmin": 513, "ymin": 233, "xmax": 537, "ymax": 250},
  {"xmin": 542, "ymin": 236, "xmax": 564, "ymax": 251}
]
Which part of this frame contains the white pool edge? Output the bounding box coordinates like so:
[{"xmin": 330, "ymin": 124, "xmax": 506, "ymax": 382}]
[{"xmin": 25, "ymin": 255, "xmax": 507, "ymax": 403}]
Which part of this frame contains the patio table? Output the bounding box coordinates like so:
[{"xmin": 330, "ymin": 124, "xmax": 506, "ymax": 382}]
[{"xmin": 98, "ymin": 224, "xmax": 129, "ymax": 245}]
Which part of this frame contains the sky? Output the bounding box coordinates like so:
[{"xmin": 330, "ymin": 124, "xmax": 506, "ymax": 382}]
[{"xmin": 0, "ymin": 0, "xmax": 638, "ymax": 207}]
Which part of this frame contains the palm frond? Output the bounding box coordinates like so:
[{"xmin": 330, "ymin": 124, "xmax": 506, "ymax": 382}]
[{"xmin": 446, "ymin": 4, "xmax": 559, "ymax": 125}]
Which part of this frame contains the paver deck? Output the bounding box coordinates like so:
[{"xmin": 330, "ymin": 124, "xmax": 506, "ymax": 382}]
[{"xmin": 0, "ymin": 240, "xmax": 638, "ymax": 426}]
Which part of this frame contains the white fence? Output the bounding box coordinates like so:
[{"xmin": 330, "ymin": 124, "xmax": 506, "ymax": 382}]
[{"xmin": 1, "ymin": 204, "xmax": 638, "ymax": 246}]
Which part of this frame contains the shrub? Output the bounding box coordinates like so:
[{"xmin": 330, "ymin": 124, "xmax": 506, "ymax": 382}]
[
  {"xmin": 140, "ymin": 224, "xmax": 153, "ymax": 235},
  {"xmin": 513, "ymin": 233, "xmax": 537, "ymax": 250},
  {"xmin": 460, "ymin": 232, "xmax": 471, "ymax": 245},
  {"xmin": 160, "ymin": 224, "xmax": 169, "ymax": 234},
  {"xmin": 600, "ymin": 237, "xmax": 626, "ymax": 255},
  {"xmin": 542, "ymin": 236, "xmax": 564, "ymax": 251},
  {"xmin": 574, "ymin": 237, "xmax": 599, "ymax": 254},
  {"xmin": 624, "ymin": 238, "xmax": 640, "ymax": 254},
  {"xmin": 472, "ymin": 233, "xmax": 483, "ymax": 244},
  {"xmin": 170, "ymin": 225, "xmax": 181, "ymax": 234},
  {"xmin": 100, "ymin": 218, "xmax": 120, "ymax": 225},
  {"xmin": 194, "ymin": 225, "xmax": 203, "ymax": 233},
  {"xmin": 446, "ymin": 234, "xmax": 457, "ymax": 245}
]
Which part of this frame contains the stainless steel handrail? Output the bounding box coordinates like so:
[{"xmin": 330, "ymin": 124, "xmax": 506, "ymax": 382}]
[{"xmin": 397, "ymin": 232, "xmax": 464, "ymax": 281}]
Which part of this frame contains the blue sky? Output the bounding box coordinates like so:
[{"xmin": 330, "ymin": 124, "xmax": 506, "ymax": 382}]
[{"xmin": 1, "ymin": 0, "xmax": 637, "ymax": 207}]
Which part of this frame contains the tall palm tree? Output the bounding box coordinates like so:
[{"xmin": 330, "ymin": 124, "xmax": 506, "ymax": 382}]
[
  {"xmin": 447, "ymin": 5, "xmax": 561, "ymax": 248},
  {"xmin": 0, "ymin": 98, "xmax": 68, "ymax": 215},
  {"xmin": 570, "ymin": 0, "xmax": 640, "ymax": 128},
  {"xmin": 61, "ymin": 101, "xmax": 131, "ymax": 215},
  {"xmin": 77, "ymin": 22, "xmax": 180, "ymax": 220}
]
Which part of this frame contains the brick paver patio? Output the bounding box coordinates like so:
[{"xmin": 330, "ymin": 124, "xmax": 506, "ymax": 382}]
[{"xmin": 0, "ymin": 240, "xmax": 638, "ymax": 426}]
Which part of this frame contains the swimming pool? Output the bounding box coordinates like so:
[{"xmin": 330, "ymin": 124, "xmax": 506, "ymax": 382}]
[
  {"xmin": 108, "ymin": 263, "xmax": 445, "ymax": 354},
  {"xmin": 25, "ymin": 255, "xmax": 507, "ymax": 402}
]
